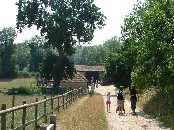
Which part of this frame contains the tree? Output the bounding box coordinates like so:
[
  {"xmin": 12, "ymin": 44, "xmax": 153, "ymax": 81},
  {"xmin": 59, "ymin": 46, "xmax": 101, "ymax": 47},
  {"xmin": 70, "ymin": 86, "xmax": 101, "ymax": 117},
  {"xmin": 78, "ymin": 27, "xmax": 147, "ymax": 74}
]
[
  {"xmin": 121, "ymin": 0, "xmax": 174, "ymax": 90},
  {"xmin": 16, "ymin": 0, "xmax": 106, "ymax": 87},
  {"xmin": 0, "ymin": 27, "xmax": 17, "ymax": 78},
  {"xmin": 16, "ymin": 42, "xmax": 31, "ymax": 71},
  {"xmin": 25, "ymin": 35, "xmax": 46, "ymax": 72}
]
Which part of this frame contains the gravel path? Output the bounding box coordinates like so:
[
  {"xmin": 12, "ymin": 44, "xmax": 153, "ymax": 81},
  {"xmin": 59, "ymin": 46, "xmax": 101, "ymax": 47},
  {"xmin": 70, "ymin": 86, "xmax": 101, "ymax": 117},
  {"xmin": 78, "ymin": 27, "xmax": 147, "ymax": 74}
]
[{"xmin": 95, "ymin": 85, "xmax": 170, "ymax": 130}]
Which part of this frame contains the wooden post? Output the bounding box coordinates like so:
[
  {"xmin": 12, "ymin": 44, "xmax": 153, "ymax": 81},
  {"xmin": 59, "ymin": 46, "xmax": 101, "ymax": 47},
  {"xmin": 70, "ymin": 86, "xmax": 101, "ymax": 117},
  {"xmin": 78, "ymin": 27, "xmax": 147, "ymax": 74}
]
[
  {"xmin": 62, "ymin": 94, "xmax": 65, "ymax": 109},
  {"xmin": 70, "ymin": 91, "xmax": 73, "ymax": 104},
  {"xmin": 57, "ymin": 97, "xmax": 60, "ymax": 112},
  {"xmin": 44, "ymin": 96, "xmax": 47, "ymax": 123},
  {"xmin": 66, "ymin": 94, "xmax": 68, "ymax": 108},
  {"xmin": 78, "ymin": 89, "xmax": 81, "ymax": 98},
  {"xmin": 51, "ymin": 95, "xmax": 54, "ymax": 114},
  {"xmin": 40, "ymin": 124, "xmax": 47, "ymax": 130},
  {"xmin": 35, "ymin": 98, "xmax": 38, "ymax": 130},
  {"xmin": 50, "ymin": 114, "xmax": 56, "ymax": 130},
  {"xmin": 11, "ymin": 92, "xmax": 15, "ymax": 129},
  {"xmin": 22, "ymin": 100, "xmax": 26, "ymax": 130},
  {"xmin": 1, "ymin": 104, "xmax": 6, "ymax": 130},
  {"xmin": 68, "ymin": 92, "xmax": 70, "ymax": 104}
]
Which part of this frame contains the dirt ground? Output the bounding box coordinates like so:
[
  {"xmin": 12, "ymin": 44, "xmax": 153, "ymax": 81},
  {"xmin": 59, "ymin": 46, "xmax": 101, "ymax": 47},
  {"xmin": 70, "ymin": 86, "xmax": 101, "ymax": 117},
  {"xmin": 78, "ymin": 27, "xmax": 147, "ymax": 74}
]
[{"xmin": 95, "ymin": 85, "xmax": 170, "ymax": 130}]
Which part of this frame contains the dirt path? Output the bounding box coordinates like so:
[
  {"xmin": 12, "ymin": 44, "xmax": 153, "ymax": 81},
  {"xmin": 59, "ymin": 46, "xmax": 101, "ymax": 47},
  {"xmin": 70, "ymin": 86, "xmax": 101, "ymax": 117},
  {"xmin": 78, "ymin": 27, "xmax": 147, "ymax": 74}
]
[{"xmin": 95, "ymin": 85, "xmax": 170, "ymax": 130}]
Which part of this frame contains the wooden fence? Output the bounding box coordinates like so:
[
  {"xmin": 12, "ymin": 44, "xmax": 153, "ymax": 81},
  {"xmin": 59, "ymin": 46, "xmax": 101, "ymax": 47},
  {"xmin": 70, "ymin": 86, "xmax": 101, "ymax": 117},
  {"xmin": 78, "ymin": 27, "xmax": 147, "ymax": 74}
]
[{"xmin": 0, "ymin": 88, "xmax": 85, "ymax": 130}]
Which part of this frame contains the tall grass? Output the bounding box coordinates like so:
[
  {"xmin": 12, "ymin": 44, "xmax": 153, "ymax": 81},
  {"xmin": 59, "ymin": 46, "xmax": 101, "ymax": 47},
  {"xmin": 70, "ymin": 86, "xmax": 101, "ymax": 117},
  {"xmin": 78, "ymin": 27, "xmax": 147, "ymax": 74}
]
[
  {"xmin": 57, "ymin": 94, "xmax": 108, "ymax": 130},
  {"xmin": 137, "ymin": 87, "xmax": 174, "ymax": 129}
]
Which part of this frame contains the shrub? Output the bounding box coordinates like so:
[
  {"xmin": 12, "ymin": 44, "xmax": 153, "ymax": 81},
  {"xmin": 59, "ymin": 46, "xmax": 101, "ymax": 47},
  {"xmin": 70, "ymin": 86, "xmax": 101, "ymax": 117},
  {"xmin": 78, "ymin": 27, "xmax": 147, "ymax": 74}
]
[
  {"xmin": 18, "ymin": 71, "xmax": 32, "ymax": 78},
  {"xmin": 6, "ymin": 85, "xmax": 41, "ymax": 95}
]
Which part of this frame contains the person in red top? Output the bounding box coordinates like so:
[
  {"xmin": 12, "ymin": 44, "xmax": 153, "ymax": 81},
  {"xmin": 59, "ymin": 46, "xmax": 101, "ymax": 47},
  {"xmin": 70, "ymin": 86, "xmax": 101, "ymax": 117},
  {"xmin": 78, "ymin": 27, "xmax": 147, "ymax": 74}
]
[{"xmin": 130, "ymin": 85, "xmax": 138, "ymax": 115}]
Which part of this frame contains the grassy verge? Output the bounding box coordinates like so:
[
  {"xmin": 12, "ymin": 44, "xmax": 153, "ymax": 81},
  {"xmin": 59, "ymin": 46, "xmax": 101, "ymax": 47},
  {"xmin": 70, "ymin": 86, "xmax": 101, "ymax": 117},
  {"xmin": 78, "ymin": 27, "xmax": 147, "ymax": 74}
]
[
  {"xmin": 56, "ymin": 94, "xmax": 108, "ymax": 130},
  {"xmin": 136, "ymin": 87, "xmax": 174, "ymax": 129}
]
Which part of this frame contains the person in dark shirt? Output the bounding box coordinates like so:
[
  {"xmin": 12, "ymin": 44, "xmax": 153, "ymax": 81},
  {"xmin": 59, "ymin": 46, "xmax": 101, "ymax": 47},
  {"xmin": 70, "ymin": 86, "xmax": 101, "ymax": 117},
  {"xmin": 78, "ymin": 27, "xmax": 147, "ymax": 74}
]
[{"xmin": 130, "ymin": 86, "xmax": 138, "ymax": 115}]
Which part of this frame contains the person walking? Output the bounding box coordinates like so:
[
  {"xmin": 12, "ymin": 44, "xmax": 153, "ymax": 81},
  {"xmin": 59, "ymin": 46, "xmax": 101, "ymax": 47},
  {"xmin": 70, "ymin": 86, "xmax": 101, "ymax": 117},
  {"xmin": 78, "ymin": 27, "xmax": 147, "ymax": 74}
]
[
  {"xmin": 116, "ymin": 86, "xmax": 125, "ymax": 115},
  {"xmin": 106, "ymin": 92, "xmax": 111, "ymax": 112},
  {"xmin": 130, "ymin": 85, "xmax": 138, "ymax": 115}
]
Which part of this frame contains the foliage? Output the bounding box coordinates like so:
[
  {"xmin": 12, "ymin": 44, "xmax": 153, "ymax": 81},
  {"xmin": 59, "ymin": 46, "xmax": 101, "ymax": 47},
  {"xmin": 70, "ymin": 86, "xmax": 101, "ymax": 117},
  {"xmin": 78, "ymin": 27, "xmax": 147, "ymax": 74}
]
[
  {"xmin": 0, "ymin": 27, "xmax": 18, "ymax": 78},
  {"xmin": 140, "ymin": 86, "xmax": 174, "ymax": 129},
  {"xmin": 25, "ymin": 35, "xmax": 46, "ymax": 72},
  {"xmin": 119, "ymin": 0, "xmax": 174, "ymax": 90},
  {"xmin": 103, "ymin": 37, "xmax": 133, "ymax": 86},
  {"xmin": 70, "ymin": 36, "xmax": 120, "ymax": 66},
  {"xmin": 16, "ymin": 42, "xmax": 30, "ymax": 71},
  {"xmin": 39, "ymin": 46, "xmax": 76, "ymax": 81},
  {"xmin": 17, "ymin": 70, "xmax": 32, "ymax": 78},
  {"xmin": 6, "ymin": 84, "xmax": 41, "ymax": 95},
  {"xmin": 16, "ymin": 0, "xmax": 106, "ymax": 87}
]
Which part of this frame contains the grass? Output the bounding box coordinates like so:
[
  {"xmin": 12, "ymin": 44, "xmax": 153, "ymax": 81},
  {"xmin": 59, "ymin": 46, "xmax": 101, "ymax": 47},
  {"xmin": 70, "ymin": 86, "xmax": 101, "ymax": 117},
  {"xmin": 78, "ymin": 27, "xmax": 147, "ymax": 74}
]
[
  {"xmin": 0, "ymin": 78, "xmax": 45, "ymax": 108},
  {"xmin": 0, "ymin": 78, "xmax": 36, "ymax": 90},
  {"xmin": 56, "ymin": 93, "xmax": 108, "ymax": 130},
  {"xmin": 134, "ymin": 87, "xmax": 174, "ymax": 129}
]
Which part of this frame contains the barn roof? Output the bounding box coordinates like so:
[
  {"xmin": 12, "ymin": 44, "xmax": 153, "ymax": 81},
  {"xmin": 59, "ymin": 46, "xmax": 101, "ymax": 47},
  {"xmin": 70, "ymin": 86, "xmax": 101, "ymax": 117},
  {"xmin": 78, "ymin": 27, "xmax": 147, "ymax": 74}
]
[
  {"xmin": 75, "ymin": 65, "xmax": 105, "ymax": 72},
  {"xmin": 61, "ymin": 72, "xmax": 88, "ymax": 83}
]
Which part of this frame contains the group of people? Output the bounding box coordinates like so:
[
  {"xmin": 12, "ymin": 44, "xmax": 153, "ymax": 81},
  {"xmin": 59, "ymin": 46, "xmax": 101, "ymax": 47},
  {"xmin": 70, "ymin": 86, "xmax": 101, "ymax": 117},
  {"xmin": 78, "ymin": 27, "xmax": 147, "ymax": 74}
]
[{"xmin": 106, "ymin": 86, "xmax": 138, "ymax": 115}]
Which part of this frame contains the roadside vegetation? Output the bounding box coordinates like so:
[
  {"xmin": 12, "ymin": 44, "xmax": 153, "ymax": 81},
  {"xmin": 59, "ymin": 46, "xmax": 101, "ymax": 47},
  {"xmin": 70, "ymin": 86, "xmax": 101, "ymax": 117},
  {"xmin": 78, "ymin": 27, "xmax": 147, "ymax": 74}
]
[{"xmin": 139, "ymin": 87, "xmax": 174, "ymax": 129}]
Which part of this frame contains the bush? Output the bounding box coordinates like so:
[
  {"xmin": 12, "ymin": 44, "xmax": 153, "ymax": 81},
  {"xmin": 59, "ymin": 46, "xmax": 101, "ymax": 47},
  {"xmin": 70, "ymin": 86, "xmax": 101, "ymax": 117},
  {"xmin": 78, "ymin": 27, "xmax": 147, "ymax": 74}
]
[
  {"xmin": 6, "ymin": 85, "xmax": 41, "ymax": 95},
  {"xmin": 18, "ymin": 70, "xmax": 32, "ymax": 78}
]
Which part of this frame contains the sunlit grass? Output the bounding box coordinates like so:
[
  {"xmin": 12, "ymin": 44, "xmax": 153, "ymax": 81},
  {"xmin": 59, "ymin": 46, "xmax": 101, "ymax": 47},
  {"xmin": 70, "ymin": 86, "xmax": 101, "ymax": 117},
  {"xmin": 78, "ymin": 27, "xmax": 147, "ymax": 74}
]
[
  {"xmin": 0, "ymin": 78, "xmax": 36, "ymax": 90},
  {"xmin": 57, "ymin": 94, "xmax": 108, "ymax": 130}
]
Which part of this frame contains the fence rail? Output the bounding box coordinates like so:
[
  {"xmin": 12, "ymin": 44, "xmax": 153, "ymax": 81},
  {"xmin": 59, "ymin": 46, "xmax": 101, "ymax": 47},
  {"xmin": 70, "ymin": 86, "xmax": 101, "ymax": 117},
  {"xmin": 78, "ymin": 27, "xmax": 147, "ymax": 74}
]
[{"xmin": 0, "ymin": 88, "xmax": 85, "ymax": 130}]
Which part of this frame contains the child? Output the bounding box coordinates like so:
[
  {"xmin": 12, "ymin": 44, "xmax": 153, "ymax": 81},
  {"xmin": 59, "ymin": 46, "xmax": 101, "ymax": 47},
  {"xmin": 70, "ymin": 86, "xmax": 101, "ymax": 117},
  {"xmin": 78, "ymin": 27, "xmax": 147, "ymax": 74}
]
[{"xmin": 106, "ymin": 92, "xmax": 111, "ymax": 112}]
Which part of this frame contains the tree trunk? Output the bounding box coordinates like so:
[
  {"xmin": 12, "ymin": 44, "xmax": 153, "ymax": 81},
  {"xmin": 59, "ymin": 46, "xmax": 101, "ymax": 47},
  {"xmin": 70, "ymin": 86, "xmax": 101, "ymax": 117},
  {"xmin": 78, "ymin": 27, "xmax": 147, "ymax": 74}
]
[{"xmin": 53, "ymin": 47, "xmax": 64, "ymax": 87}]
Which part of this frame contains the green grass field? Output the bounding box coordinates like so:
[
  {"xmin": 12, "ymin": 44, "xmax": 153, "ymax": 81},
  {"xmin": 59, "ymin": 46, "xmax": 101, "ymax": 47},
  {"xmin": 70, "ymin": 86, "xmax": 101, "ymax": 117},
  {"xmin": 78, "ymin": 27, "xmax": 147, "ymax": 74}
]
[
  {"xmin": 0, "ymin": 78, "xmax": 46, "ymax": 108},
  {"xmin": 0, "ymin": 78, "xmax": 36, "ymax": 90}
]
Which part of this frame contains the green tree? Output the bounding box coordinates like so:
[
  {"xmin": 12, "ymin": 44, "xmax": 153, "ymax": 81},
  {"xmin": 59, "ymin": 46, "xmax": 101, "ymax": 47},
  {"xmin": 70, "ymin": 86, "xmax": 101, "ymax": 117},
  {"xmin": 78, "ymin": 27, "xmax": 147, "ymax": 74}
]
[
  {"xmin": 39, "ymin": 47, "xmax": 76, "ymax": 81},
  {"xmin": 0, "ymin": 27, "xmax": 17, "ymax": 78},
  {"xmin": 16, "ymin": 0, "xmax": 106, "ymax": 87},
  {"xmin": 16, "ymin": 42, "xmax": 30, "ymax": 71},
  {"xmin": 25, "ymin": 35, "xmax": 46, "ymax": 72},
  {"xmin": 121, "ymin": 0, "xmax": 174, "ymax": 90}
]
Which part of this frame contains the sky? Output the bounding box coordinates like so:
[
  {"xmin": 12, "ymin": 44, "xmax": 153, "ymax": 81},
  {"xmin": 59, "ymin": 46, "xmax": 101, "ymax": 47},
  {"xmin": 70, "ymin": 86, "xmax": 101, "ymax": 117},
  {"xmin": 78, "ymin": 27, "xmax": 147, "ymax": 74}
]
[{"xmin": 0, "ymin": 0, "xmax": 141, "ymax": 45}]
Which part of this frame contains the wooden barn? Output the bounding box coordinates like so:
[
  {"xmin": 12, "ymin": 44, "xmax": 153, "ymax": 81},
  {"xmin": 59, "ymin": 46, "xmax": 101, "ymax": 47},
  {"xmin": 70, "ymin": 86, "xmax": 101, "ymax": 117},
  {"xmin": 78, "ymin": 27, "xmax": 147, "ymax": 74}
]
[
  {"xmin": 75, "ymin": 65, "xmax": 106, "ymax": 84},
  {"xmin": 60, "ymin": 72, "xmax": 88, "ymax": 89}
]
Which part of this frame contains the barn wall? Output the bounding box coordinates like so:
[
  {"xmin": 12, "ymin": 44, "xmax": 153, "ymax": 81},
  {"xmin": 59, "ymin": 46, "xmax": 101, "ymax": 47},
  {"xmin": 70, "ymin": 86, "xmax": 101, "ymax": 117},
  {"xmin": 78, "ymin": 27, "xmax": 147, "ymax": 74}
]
[{"xmin": 60, "ymin": 82, "xmax": 88, "ymax": 89}]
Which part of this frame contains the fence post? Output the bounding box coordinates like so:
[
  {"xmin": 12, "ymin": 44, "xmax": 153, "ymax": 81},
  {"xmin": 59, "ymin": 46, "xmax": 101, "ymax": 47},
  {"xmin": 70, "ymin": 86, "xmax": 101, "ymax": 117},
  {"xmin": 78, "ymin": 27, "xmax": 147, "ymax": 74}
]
[
  {"xmin": 40, "ymin": 124, "xmax": 47, "ymax": 130},
  {"xmin": 66, "ymin": 94, "xmax": 68, "ymax": 108},
  {"xmin": 78, "ymin": 88, "xmax": 81, "ymax": 98},
  {"xmin": 68, "ymin": 92, "xmax": 71, "ymax": 104},
  {"xmin": 22, "ymin": 100, "xmax": 26, "ymax": 130},
  {"xmin": 62, "ymin": 94, "xmax": 65, "ymax": 109},
  {"xmin": 70, "ymin": 90, "xmax": 73, "ymax": 104},
  {"xmin": 44, "ymin": 96, "xmax": 47, "ymax": 123},
  {"xmin": 50, "ymin": 114, "xmax": 56, "ymax": 130},
  {"xmin": 51, "ymin": 95, "xmax": 54, "ymax": 114},
  {"xmin": 1, "ymin": 104, "xmax": 6, "ymax": 130},
  {"xmin": 57, "ymin": 96, "xmax": 60, "ymax": 112},
  {"xmin": 11, "ymin": 91, "xmax": 15, "ymax": 129},
  {"xmin": 74, "ymin": 89, "xmax": 77, "ymax": 100},
  {"xmin": 35, "ymin": 98, "xmax": 38, "ymax": 130}
]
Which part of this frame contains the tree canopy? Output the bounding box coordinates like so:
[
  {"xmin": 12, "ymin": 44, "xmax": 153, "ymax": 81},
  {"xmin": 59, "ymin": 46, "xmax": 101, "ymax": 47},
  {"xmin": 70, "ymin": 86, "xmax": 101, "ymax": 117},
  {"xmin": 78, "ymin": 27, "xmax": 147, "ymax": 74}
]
[
  {"xmin": 0, "ymin": 27, "xmax": 17, "ymax": 78},
  {"xmin": 16, "ymin": 0, "xmax": 106, "ymax": 87}
]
